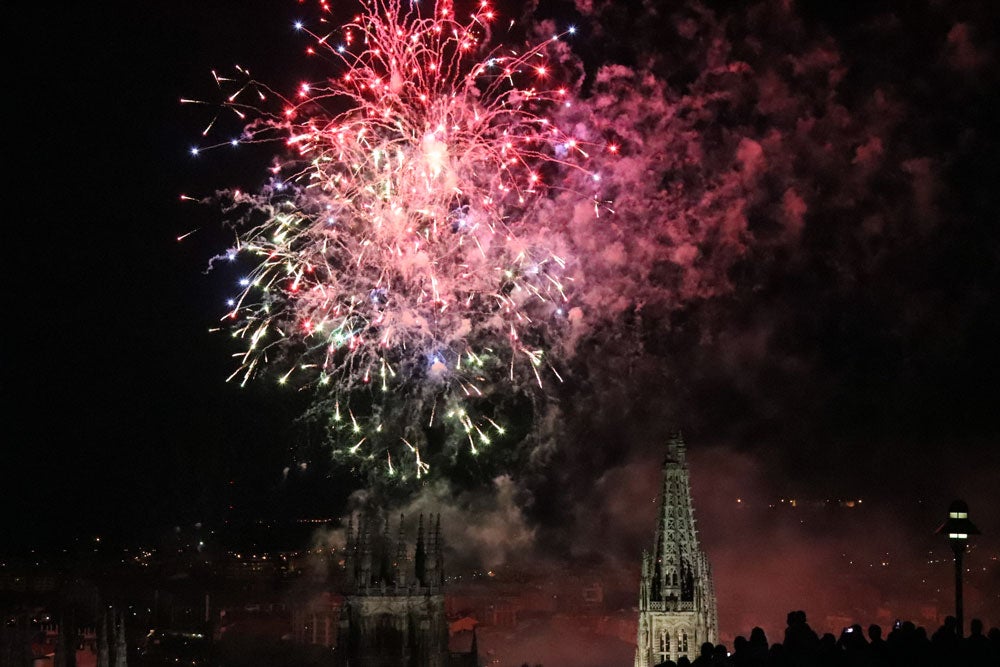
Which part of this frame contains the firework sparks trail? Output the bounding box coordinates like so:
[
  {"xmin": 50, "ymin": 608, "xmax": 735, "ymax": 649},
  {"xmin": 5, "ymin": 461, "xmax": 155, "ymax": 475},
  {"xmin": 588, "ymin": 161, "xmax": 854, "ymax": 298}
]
[{"xmin": 185, "ymin": 0, "xmax": 609, "ymax": 479}]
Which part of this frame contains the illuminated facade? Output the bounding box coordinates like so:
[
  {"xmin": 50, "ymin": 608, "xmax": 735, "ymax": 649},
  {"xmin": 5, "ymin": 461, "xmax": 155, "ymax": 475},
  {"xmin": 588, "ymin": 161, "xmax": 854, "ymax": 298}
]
[{"xmin": 635, "ymin": 435, "xmax": 718, "ymax": 666}]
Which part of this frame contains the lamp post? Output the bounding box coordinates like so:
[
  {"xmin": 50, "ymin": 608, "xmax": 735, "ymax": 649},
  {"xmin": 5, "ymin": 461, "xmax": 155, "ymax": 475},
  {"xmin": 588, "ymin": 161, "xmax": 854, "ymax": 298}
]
[{"xmin": 935, "ymin": 500, "xmax": 980, "ymax": 638}]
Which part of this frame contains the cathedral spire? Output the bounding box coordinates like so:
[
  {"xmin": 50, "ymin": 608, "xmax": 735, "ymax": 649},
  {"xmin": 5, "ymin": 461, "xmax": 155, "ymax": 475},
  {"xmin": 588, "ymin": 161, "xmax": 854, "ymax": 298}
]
[
  {"xmin": 415, "ymin": 513, "xmax": 427, "ymax": 586},
  {"xmin": 359, "ymin": 515, "xmax": 372, "ymax": 589},
  {"xmin": 344, "ymin": 514, "xmax": 356, "ymax": 587},
  {"xmin": 424, "ymin": 513, "xmax": 439, "ymax": 587},
  {"xmin": 666, "ymin": 431, "xmax": 687, "ymax": 464},
  {"xmin": 434, "ymin": 514, "xmax": 445, "ymax": 586},
  {"xmin": 378, "ymin": 515, "xmax": 392, "ymax": 587},
  {"xmin": 635, "ymin": 433, "xmax": 717, "ymax": 667},
  {"xmin": 97, "ymin": 607, "xmax": 110, "ymax": 667},
  {"xmin": 114, "ymin": 610, "xmax": 127, "ymax": 667},
  {"xmin": 395, "ymin": 514, "xmax": 408, "ymax": 588}
]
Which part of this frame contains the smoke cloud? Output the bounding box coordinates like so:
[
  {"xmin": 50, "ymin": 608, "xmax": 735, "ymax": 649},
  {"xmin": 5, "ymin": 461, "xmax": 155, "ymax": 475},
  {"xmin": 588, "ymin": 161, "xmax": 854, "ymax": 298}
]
[{"xmin": 279, "ymin": 0, "xmax": 1000, "ymax": 646}]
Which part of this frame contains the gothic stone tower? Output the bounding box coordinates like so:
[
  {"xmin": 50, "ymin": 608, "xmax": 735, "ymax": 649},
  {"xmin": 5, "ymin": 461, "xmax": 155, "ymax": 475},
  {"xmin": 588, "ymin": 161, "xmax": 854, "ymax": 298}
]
[
  {"xmin": 336, "ymin": 513, "xmax": 452, "ymax": 667},
  {"xmin": 635, "ymin": 435, "xmax": 719, "ymax": 666}
]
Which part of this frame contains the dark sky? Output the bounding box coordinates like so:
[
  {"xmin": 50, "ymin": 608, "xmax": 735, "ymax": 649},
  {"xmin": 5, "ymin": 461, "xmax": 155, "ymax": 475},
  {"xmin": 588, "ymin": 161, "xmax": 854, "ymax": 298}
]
[
  {"xmin": 6, "ymin": 1, "xmax": 328, "ymax": 543},
  {"xmin": 5, "ymin": 1, "xmax": 1000, "ymax": 628}
]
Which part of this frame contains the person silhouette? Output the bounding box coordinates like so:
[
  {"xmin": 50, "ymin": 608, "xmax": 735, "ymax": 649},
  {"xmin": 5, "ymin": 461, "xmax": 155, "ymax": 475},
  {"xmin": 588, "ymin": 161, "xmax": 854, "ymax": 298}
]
[
  {"xmin": 748, "ymin": 627, "xmax": 769, "ymax": 666},
  {"xmin": 963, "ymin": 619, "xmax": 995, "ymax": 666},
  {"xmin": 932, "ymin": 615, "xmax": 960, "ymax": 665},
  {"xmin": 868, "ymin": 624, "xmax": 889, "ymax": 666},
  {"xmin": 690, "ymin": 641, "xmax": 714, "ymax": 667},
  {"xmin": 731, "ymin": 636, "xmax": 750, "ymax": 667},
  {"xmin": 783, "ymin": 610, "xmax": 819, "ymax": 666}
]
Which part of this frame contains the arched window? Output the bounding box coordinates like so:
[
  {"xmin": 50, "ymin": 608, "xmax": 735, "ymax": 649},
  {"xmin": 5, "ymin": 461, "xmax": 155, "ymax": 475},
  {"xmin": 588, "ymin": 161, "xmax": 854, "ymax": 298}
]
[
  {"xmin": 679, "ymin": 629, "xmax": 689, "ymax": 653},
  {"xmin": 659, "ymin": 630, "xmax": 671, "ymax": 657},
  {"xmin": 373, "ymin": 613, "xmax": 403, "ymax": 653}
]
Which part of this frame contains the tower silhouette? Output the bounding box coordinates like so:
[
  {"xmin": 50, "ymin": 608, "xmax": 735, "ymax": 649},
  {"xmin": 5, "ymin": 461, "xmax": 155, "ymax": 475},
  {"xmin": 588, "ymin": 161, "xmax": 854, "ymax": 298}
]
[{"xmin": 337, "ymin": 512, "xmax": 475, "ymax": 666}]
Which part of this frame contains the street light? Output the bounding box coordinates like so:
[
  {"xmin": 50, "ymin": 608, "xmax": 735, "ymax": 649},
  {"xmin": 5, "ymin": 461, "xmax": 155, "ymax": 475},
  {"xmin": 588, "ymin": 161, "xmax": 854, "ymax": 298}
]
[{"xmin": 935, "ymin": 500, "xmax": 980, "ymax": 638}]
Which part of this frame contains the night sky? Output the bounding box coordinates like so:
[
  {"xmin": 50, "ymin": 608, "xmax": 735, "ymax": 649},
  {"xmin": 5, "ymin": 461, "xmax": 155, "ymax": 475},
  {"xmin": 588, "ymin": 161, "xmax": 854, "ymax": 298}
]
[{"xmin": 6, "ymin": 0, "xmax": 1000, "ymax": 636}]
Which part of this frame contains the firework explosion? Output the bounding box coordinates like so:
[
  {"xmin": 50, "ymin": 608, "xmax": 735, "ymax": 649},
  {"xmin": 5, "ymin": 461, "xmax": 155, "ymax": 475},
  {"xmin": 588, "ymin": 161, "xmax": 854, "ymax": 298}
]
[{"xmin": 185, "ymin": 0, "xmax": 605, "ymax": 481}]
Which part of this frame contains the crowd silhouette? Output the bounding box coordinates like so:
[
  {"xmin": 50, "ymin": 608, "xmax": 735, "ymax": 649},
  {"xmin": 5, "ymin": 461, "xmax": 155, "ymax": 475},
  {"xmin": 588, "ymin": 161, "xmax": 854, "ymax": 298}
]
[{"xmin": 655, "ymin": 611, "xmax": 1000, "ymax": 667}]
